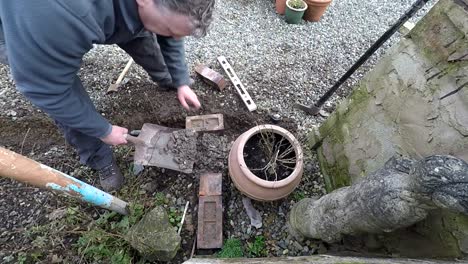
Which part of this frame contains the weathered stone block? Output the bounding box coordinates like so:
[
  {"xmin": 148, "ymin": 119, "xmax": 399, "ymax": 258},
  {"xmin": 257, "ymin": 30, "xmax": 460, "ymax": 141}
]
[{"xmin": 126, "ymin": 207, "xmax": 181, "ymax": 261}]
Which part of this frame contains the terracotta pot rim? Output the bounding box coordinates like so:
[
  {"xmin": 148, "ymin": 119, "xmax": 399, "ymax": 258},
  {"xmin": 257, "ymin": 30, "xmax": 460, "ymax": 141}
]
[
  {"xmin": 236, "ymin": 124, "xmax": 304, "ymax": 189},
  {"xmin": 286, "ymin": 0, "xmax": 308, "ymax": 12}
]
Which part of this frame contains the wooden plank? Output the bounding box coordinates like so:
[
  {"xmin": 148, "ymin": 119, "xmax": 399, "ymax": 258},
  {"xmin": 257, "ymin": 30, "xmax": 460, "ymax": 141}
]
[{"xmin": 184, "ymin": 255, "xmax": 456, "ymax": 264}]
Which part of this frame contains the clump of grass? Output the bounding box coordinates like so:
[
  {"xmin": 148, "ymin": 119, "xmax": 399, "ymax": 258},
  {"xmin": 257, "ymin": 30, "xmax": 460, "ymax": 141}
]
[{"xmin": 217, "ymin": 238, "xmax": 244, "ymax": 258}]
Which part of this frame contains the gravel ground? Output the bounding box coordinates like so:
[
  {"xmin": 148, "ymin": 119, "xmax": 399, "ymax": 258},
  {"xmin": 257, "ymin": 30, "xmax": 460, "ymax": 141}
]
[
  {"xmin": 0, "ymin": 0, "xmax": 436, "ymax": 262},
  {"xmin": 0, "ymin": 0, "xmax": 436, "ymax": 133}
]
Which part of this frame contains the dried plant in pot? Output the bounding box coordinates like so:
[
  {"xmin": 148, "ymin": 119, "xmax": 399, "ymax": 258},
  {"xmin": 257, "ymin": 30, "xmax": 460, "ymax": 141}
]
[
  {"xmin": 228, "ymin": 125, "xmax": 304, "ymax": 201},
  {"xmin": 285, "ymin": 0, "xmax": 308, "ymax": 24}
]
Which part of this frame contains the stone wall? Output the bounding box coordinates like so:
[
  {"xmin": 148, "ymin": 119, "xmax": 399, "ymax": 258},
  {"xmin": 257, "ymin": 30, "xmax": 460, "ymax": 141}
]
[{"xmin": 309, "ymin": 0, "xmax": 468, "ymax": 258}]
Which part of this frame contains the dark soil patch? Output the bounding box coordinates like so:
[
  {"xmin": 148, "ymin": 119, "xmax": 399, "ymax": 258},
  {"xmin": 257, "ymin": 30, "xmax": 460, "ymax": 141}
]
[
  {"xmin": 104, "ymin": 81, "xmax": 296, "ymax": 139},
  {"xmin": 244, "ymin": 132, "xmax": 296, "ymax": 181},
  {"xmin": 0, "ymin": 75, "xmax": 299, "ymax": 263},
  {"xmin": 0, "ymin": 117, "xmax": 63, "ymax": 154}
]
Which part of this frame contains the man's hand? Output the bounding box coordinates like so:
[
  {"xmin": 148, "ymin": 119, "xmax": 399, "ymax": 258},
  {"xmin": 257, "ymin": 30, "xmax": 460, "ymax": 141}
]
[
  {"xmin": 177, "ymin": 85, "xmax": 201, "ymax": 111},
  {"xmin": 100, "ymin": 125, "xmax": 128, "ymax": 146}
]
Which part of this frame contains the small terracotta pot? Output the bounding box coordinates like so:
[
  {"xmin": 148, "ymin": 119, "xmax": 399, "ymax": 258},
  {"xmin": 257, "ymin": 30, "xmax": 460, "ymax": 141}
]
[
  {"xmin": 228, "ymin": 125, "xmax": 304, "ymax": 201},
  {"xmin": 276, "ymin": 0, "xmax": 288, "ymax": 15},
  {"xmin": 303, "ymin": 0, "xmax": 332, "ymax": 22}
]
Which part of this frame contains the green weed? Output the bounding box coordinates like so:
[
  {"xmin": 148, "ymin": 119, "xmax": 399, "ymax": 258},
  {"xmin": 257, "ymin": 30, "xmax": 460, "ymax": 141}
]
[
  {"xmin": 168, "ymin": 207, "xmax": 182, "ymax": 228},
  {"xmin": 217, "ymin": 238, "xmax": 244, "ymax": 258},
  {"xmin": 74, "ymin": 202, "xmax": 146, "ymax": 263},
  {"xmin": 292, "ymin": 191, "xmax": 306, "ymax": 201},
  {"xmin": 154, "ymin": 192, "xmax": 168, "ymax": 206},
  {"xmin": 17, "ymin": 253, "xmax": 27, "ymax": 264},
  {"xmin": 246, "ymin": 236, "xmax": 267, "ymax": 257}
]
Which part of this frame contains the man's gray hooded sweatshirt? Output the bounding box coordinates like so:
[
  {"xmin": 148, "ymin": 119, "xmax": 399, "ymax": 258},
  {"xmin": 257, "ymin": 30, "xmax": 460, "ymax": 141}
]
[{"xmin": 0, "ymin": 0, "xmax": 191, "ymax": 138}]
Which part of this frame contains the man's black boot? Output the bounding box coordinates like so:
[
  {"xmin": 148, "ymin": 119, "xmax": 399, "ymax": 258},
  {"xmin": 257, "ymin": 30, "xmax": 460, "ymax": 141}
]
[{"xmin": 98, "ymin": 158, "xmax": 124, "ymax": 192}]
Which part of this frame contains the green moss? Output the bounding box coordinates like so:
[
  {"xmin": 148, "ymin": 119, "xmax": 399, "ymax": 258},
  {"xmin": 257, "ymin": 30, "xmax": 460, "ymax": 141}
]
[
  {"xmin": 317, "ymin": 147, "xmax": 351, "ymax": 192},
  {"xmin": 409, "ymin": 2, "xmax": 467, "ymax": 70},
  {"xmin": 217, "ymin": 238, "xmax": 244, "ymax": 258},
  {"xmin": 315, "ymin": 84, "xmax": 371, "ymax": 192}
]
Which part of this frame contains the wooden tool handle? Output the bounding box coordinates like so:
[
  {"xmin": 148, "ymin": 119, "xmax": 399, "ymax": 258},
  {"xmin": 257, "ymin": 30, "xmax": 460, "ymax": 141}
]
[
  {"xmin": 0, "ymin": 147, "xmax": 129, "ymax": 215},
  {"xmin": 125, "ymin": 134, "xmax": 144, "ymax": 145},
  {"xmin": 116, "ymin": 58, "xmax": 134, "ymax": 85}
]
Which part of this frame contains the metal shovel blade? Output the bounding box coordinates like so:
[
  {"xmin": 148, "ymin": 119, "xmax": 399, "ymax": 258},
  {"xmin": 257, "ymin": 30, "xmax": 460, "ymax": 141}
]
[
  {"xmin": 130, "ymin": 123, "xmax": 194, "ymax": 173},
  {"xmin": 294, "ymin": 103, "xmax": 321, "ymax": 115}
]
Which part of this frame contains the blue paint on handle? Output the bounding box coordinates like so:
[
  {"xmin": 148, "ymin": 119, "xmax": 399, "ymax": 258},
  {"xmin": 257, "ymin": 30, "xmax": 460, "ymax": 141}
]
[
  {"xmin": 69, "ymin": 183, "xmax": 112, "ymax": 206},
  {"xmin": 45, "ymin": 169, "xmax": 113, "ymax": 207}
]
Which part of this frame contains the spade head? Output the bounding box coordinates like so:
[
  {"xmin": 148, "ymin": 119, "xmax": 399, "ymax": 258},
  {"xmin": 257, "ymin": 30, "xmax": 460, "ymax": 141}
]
[
  {"xmin": 131, "ymin": 123, "xmax": 195, "ymax": 173},
  {"xmin": 294, "ymin": 103, "xmax": 321, "ymax": 115}
]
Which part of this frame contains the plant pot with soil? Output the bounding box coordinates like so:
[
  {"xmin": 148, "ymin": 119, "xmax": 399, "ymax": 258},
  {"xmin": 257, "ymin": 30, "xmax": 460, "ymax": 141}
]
[
  {"xmin": 303, "ymin": 0, "xmax": 332, "ymax": 22},
  {"xmin": 276, "ymin": 0, "xmax": 288, "ymax": 15},
  {"xmin": 285, "ymin": 0, "xmax": 308, "ymax": 24},
  {"xmin": 228, "ymin": 125, "xmax": 304, "ymax": 201}
]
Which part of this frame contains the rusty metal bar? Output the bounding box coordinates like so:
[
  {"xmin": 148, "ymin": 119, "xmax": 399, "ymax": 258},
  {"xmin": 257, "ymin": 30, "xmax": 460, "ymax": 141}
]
[{"xmin": 0, "ymin": 147, "xmax": 129, "ymax": 215}]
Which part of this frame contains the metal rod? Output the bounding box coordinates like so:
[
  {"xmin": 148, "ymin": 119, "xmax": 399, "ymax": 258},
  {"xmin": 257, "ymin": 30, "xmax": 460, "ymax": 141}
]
[
  {"xmin": 313, "ymin": 0, "xmax": 430, "ymax": 109},
  {"xmin": 178, "ymin": 201, "xmax": 190, "ymax": 235},
  {"xmin": 0, "ymin": 147, "xmax": 129, "ymax": 215}
]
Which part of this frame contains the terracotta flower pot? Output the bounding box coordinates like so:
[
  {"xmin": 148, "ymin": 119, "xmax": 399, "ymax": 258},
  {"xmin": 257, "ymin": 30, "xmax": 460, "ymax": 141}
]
[
  {"xmin": 228, "ymin": 125, "xmax": 304, "ymax": 201},
  {"xmin": 276, "ymin": 0, "xmax": 287, "ymax": 15},
  {"xmin": 304, "ymin": 0, "xmax": 332, "ymax": 22}
]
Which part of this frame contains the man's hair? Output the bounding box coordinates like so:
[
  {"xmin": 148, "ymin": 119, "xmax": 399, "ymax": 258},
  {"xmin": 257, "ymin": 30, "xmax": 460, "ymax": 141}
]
[{"xmin": 154, "ymin": 0, "xmax": 216, "ymax": 37}]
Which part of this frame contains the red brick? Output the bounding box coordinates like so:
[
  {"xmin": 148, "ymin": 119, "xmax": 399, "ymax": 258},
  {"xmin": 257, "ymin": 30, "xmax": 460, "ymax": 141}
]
[
  {"xmin": 195, "ymin": 64, "xmax": 227, "ymax": 91},
  {"xmin": 199, "ymin": 172, "xmax": 222, "ymax": 196},
  {"xmin": 197, "ymin": 195, "xmax": 223, "ymax": 249}
]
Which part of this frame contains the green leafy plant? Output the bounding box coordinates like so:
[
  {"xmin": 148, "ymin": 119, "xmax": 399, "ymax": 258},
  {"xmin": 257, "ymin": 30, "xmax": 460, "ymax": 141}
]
[
  {"xmin": 168, "ymin": 207, "xmax": 182, "ymax": 228},
  {"xmin": 246, "ymin": 236, "xmax": 267, "ymax": 257},
  {"xmin": 217, "ymin": 238, "xmax": 244, "ymax": 258},
  {"xmin": 292, "ymin": 191, "xmax": 306, "ymax": 201},
  {"xmin": 17, "ymin": 253, "xmax": 27, "ymax": 264},
  {"xmin": 288, "ymin": 0, "xmax": 306, "ymax": 9},
  {"xmin": 65, "ymin": 206, "xmax": 87, "ymax": 225},
  {"xmin": 74, "ymin": 202, "xmax": 146, "ymax": 263},
  {"xmin": 154, "ymin": 192, "xmax": 168, "ymax": 206}
]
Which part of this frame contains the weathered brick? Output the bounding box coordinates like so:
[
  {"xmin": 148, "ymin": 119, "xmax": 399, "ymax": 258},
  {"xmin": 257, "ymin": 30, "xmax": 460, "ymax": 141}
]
[
  {"xmin": 186, "ymin": 114, "xmax": 224, "ymax": 132},
  {"xmin": 197, "ymin": 195, "xmax": 223, "ymax": 249},
  {"xmin": 195, "ymin": 64, "xmax": 227, "ymax": 91},
  {"xmin": 199, "ymin": 172, "xmax": 222, "ymax": 196}
]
